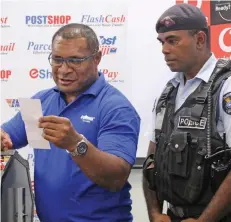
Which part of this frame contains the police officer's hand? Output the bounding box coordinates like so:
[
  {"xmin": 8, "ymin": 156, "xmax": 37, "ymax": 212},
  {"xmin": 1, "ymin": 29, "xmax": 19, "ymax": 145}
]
[
  {"xmin": 39, "ymin": 115, "xmax": 81, "ymax": 150},
  {"xmin": 153, "ymin": 213, "xmax": 171, "ymax": 222},
  {"xmin": 1, "ymin": 129, "xmax": 13, "ymax": 151},
  {"xmin": 181, "ymin": 218, "xmax": 198, "ymax": 222}
]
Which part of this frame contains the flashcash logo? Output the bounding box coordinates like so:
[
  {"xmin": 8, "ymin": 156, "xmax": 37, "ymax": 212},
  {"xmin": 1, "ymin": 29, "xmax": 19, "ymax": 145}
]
[
  {"xmin": 100, "ymin": 68, "xmax": 124, "ymax": 83},
  {"xmin": 6, "ymin": 99, "xmax": 20, "ymax": 111},
  {"xmin": 81, "ymin": 14, "xmax": 125, "ymax": 27},
  {"xmin": 1, "ymin": 17, "xmax": 10, "ymax": 28},
  {"xmin": 0, "ymin": 43, "xmax": 15, "ymax": 55},
  {"xmin": 211, "ymin": 24, "xmax": 231, "ymax": 59},
  {"xmin": 27, "ymin": 42, "xmax": 51, "ymax": 54},
  {"xmin": 0, "ymin": 70, "xmax": 12, "ymax": 82},
  {"xmin": 25, "ymin": 15, "xmax": 71, "ymax": 27},
  {"xmin": 29, "ymin": 68, "xmax": 52, "ymax": 79},
  {"xmin": 99, "ymin": 36, "xmax": 117, "ymax": 56}
]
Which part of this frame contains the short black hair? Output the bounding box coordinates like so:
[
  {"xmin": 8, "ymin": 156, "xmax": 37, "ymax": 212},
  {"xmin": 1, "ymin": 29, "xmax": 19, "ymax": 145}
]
[
  {"xmin": 188, "ymin": 28, "xmax": 210, "ymax": 51},
  {"xmin": 52, "ymin": 23, "xmax": 99, "ymax": 53}
]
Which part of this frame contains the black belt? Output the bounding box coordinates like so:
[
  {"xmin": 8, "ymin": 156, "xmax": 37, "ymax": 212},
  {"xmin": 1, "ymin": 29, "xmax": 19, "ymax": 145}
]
[
  {"xmin": 169, "ymin": 204, "xmax": 204, "ymax": 218},
  {"xmin": 169, "ymin": 205, "xmax": 231, "ymax": 222}
]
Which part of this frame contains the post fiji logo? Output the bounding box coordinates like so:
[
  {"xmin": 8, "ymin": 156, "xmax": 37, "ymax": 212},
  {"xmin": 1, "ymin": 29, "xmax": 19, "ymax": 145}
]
[
  {"xmin": 99, "ymin": 36, "xmax": 117, "ymax": 56},
  {"xmin": 80, "ymin": 115, "xmax": 95, "ymax": 123},
  {"xmin": 1, "ymin": 17, "xmax": 10, "ymax": 28},
  {"xmin": 100, "ymin": 68, "xmax": 124, "ymax": 83},
  {"xmin": 25, "ymin": 15, "xmax": 71, "ymax": 27},
  {"xmin": 27, "ymin": 41, "xmax": 51, "ymax": 54},
  {"xmin": 81, "ymin": 14, "xmax": 125, "ymax": 27},
  {"xmin": 6, "ymin": 99, "xmax": 20, "ymax": 111}
]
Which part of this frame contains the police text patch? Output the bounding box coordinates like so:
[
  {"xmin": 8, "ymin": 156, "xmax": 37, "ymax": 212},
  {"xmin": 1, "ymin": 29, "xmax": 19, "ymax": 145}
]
[
  {"xmin": 178, "ymin": 116, "xmax": 207, "ymax": 129},
  {"xmin": 222, "ymin": 92, "xmax": 231, "ymax": 115}
]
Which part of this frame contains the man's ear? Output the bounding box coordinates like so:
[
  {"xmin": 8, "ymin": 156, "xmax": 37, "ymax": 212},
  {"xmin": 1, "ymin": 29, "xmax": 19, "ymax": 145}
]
[
  {"xmin": 196, "ymin": 31, "xmax": 206, "ymax": 49},
  {"xmin": 94, "ymin": 51, "xmax": 102, "ymax": 65}
]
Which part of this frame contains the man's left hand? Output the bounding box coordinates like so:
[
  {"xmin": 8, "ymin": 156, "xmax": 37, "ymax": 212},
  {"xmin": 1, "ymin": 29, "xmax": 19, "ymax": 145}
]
[{"xmin": 39, "ymin": 115, "xmax": 81, "ymax": 151}]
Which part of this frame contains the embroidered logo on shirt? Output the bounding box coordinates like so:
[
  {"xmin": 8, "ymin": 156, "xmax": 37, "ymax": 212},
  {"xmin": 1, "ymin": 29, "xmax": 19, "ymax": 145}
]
[
  {"xmin": 80, "ymin": 115, "xmax": 95, "ymax": 123},
  {"xmin": 222, "ymin": 92, "xmax": 231, "ymax": 115},
  {"xmin": 178, "ymin": 116, "xmax": 207, "ymax": 129}
]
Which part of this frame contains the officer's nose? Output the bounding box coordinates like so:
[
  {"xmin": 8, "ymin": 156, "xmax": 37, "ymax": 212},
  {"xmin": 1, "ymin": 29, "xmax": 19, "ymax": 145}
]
[{"xmin": 162, "ymin": 42, "xmax": 171, "ymax": 55}]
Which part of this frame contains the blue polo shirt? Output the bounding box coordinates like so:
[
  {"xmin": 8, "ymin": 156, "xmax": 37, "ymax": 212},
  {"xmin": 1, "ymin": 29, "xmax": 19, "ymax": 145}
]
[{"xmin": 1, "ymin": 72, "xmax": 140, "ymax": 222}]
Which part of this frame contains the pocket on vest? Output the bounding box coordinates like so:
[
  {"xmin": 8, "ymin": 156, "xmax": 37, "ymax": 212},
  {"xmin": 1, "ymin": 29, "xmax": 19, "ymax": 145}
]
[
  {"xmin": 168, "ymin": 132, "xmax": 189, "ymax": 178},
  {"xmin": 168, "ymin": 132, "xmax": 206, "ymax": 203}
]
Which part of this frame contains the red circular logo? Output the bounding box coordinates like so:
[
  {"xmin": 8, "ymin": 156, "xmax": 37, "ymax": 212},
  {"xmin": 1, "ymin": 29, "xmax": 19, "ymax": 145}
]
[{"xmin": 29, "ymin": 68, "xmax": 39, "ymax": 78}]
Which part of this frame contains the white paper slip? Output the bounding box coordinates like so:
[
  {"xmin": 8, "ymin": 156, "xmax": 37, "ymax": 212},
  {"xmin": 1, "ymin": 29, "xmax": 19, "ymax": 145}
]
[{"xmin": 18, "ymin": 98, "xmax": 50, "ymax": 149}]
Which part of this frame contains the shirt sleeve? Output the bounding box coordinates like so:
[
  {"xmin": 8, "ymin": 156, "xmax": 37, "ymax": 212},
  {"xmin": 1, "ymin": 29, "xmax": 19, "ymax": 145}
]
[
  {"xmin": 218, "ymin": 76, "xmax": 231, "ymax": 147},
  {"xmin": 1, "ymin": 90, "xmax": 49, "ymax": 149},
  {"xmin": 97, "ymin": 107, "xmax": 140, "ymax": 166},
  {"xmin": 1, "ymin": 112, "xmax": 27, "ymax": 149},
  {"xmin": 150, "ymin": 97, "xmax": 158, "ymax": 143}
]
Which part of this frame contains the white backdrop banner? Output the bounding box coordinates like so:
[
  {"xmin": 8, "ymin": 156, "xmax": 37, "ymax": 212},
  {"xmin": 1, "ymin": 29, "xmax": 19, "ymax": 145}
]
[
  {"xmin": 1, "ymin": 0, "xmax": 231, "ymax": 221},
  {"xmin": 1, "ymin": 1, "xmax": 128, "ymax": 220}
]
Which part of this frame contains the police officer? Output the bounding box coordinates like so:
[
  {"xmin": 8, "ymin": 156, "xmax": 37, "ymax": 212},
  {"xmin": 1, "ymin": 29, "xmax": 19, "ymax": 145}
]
[{"xmin": 143, "ymin": 3, "xmax": 231, "ymax": 222}]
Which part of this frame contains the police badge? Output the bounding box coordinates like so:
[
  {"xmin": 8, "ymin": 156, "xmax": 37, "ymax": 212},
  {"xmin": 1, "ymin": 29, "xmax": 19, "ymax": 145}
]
[{"xmin": 222, "ymin": 92, "xmax": 231, "ymax": 115}]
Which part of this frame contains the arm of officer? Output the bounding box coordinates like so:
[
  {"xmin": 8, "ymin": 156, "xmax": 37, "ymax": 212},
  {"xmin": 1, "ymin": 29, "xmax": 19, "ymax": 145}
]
[
  {"xmin": 142, "ymin": 98, "xmax": 171, "ymax": 222},
  {"xmin": 143, "ymin": 141, "xmax": 164, "ymax": 221},
  {"xmin": 199, "ymin": 77, "xmax": 231, "ymax": 222}
]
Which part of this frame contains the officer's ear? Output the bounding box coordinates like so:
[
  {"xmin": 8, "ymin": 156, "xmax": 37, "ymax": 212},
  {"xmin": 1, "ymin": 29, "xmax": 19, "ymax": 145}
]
[{"xmin": 195, "ymin": 31, "xmax": 206, "ymax": 50}]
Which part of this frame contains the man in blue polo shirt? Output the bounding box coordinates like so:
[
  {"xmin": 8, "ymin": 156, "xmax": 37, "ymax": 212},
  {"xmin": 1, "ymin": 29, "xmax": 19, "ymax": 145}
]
[{"xmin": 1, "ymin": 23, "xmax": 140, "ymax": 222}]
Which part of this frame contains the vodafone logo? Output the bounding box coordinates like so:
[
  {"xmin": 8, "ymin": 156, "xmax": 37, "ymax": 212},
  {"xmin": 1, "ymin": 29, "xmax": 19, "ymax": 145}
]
[
  {"xmin": 183, "ymin": 0, "xmax": 202, "ymax": 8},
  {"xmin": 219, "ymin": 27, "xmax": 231, "ymax": 53}
]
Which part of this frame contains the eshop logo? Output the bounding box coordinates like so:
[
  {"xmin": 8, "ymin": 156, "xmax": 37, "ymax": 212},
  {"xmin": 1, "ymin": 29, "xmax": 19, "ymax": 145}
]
[
  {"xmin": 29, "ymin": 68, "xmax": 52, "ymax": 79},
  {"xmin": 219, "ymin": 28, "xmax": 231, "ymax": 53}
]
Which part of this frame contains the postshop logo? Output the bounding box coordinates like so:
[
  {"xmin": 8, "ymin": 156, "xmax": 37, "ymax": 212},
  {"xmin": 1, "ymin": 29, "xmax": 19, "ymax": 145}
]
[
  {"xmin": 25, "ymin": 15, "xmax": 71, "ymax": 27},
  {"xmin": 0, "ymin": 70, "xmax": 12, "ymax": 82}
]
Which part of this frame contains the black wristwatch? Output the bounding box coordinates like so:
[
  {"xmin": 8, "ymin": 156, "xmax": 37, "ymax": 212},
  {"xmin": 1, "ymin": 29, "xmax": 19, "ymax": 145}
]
[{"xmin": 66, "ymin": 134, "xmax": 88, "ymax": 157}]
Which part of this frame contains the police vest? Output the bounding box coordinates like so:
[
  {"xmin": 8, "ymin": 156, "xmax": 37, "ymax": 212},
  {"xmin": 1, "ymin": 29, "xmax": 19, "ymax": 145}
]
[{"xmin": 154, "ymin": 59, "xmax": 231, "ymax": 206}]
